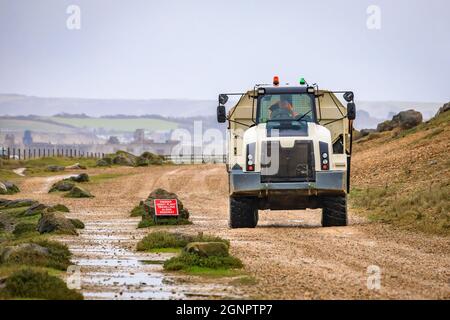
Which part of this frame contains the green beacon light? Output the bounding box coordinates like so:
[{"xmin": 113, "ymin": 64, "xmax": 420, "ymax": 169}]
[{"xmin": 299, "ymin": 77, "xmax": 306, "ymax": 85}]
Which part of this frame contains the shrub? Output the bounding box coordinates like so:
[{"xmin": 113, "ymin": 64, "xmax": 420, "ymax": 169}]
[
  {"xmin": 12, "ymin": 223, "xmax": 37, "ymax": 236},
  {"xmin": 137, "ymin": 231, "xmax": 229, "ymax": 251},
  {"xmin": 164, "ymin": 252, "xmax": 243, "ymax": 271},
  {"xmin": 1, "ymin": 269, "xmax": 83, "ymax": 300}
]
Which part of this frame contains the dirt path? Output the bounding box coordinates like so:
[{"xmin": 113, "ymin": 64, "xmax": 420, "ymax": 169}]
[{"xmin": 11, "ymin": 165, "xmax": 450, "ymax": 299}]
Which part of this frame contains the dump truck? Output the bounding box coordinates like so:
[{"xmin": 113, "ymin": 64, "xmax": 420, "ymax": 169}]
[{"xmin": 217, "ymin": 77, "xmax": 356, "ymax": 228}]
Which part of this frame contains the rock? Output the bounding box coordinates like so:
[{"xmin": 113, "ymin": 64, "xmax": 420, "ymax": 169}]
[
  {"xmin": 23, "ymin": 203, "xmax": 48, "ymax": 216},
  {"xmin": 184, "ymin": 242, "xmax": 229, "ymax": 257},
  {"xmin": 140, "ymin": 152, "xmax": 164, "ymax": 165},
  {"xmin": 49, "ymin": 204, "xmax": 70, "ymax": 213},
  {"xmin": 0, "ymin": 181, "xmax": 20, "ymax": 195},
  {"xmin": 392, "ymin": 110, "xmax": 423, "ymax": 129},
  {"xmin": 113, "ymin": 154, "xmax": 135, "ymax": 166},
  {"xmin": 65, "ymin": 186, "xmax": 94, "ymax": 198},
  {"xmin": 0, "ymin": 199, "xmax": 11, "ymax": 207},
  {"xmin": 96, "ymin": 159, "xmax": 110, "ymax": 167},
  {"xmin": 47, "ymin": 165, "xmax": 65, "ymax": 172},
  {"xmin": 0, "ymin": 182, "xmax": 7, "ymax": 195},
  {"xmin": 0, "ymin": 243, "xmax": 49, "ymax": 263},
  {"xmin": 360, "ymin": 129, "xmax": 377, "ymax": 137},
  {"xmin": 143, "ymin": 188, "xmax": 189, "ymax": 220},
  {"xmin": 2, "ymin": 199, "xmax": 38, "ymax": 209},
  {"xmin": 68, "ymin": 173, "xmax": 89, "ymax": 183},
  {"xmin": 377, "ymin": 120, "xmax": 395, "ymax": 132},
  {"xmin": 435, "ymin": 102, "xmax": 450, "ymax": 117},
  {"xmin": 377, "ymin": 109, "xmax": 423, "ymax": 132},
  {"xmin": 37, "ymin": 211, "xmax": 77, "ymax": 235},
  {"xmin": 136, "ymin": 156, "xmax": 150, "ymax": 167},
  {"xmin": 66, "ymin": 163, "xmax": 87, "ymax": 170},
  {"xmin": 428, "ymin": 160, "xmax": 438, "ymax": 165},
  {"xmin": 49, "ymin": 180, "xmax": 75, "ymax": 193},
  {"xmin": 68, "ymin": 218, "xmax": 85, "ymax": 229}
]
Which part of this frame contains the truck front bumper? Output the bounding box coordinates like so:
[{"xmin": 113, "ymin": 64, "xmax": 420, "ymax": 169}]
[{"xmin": 230, "ymin": 169, "xmax": 346, "ymax": 196}]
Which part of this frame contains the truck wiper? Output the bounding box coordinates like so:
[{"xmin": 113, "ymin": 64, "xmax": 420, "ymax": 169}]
[{"xmin": 294, "ymin": 109, "xmax": 312, "ymax": 122}]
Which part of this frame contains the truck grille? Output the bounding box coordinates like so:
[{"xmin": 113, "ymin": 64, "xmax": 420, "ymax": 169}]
[{"xmin": 261, "ymin": 140, "xmax": 315, "ymax": 182}]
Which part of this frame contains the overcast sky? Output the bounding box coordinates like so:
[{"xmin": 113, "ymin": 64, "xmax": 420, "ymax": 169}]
[{"xmin": 0, "ymin": 0, "xmax": 449, "ymax": 102}]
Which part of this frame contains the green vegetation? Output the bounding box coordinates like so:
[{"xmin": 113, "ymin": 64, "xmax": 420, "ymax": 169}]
[
  {"xmin": 1, "ymin": 157, "xmax": 97, "ymax": 178},
  {"xmin": 136, "ymin": 231, "xmax": 229, "ymax": 252},
  {"xmin": 0, "ymin": 269, "xmax": 83, "ymax": 300},
  {"xmin": 138, "ymin": 217, "xmax": 192, "ymax": 228},
  {"xmin": 87, "ymin": 172, "xmax": 129, "ymax": 183},
  {"xmin": 49, "ymin": 116, "xmax": 178, "ymax": 133},
  {"xmin": 350, "ymin": 182, "xmax": 450, "ymax": 236},
  {"xmin": 0, "ymin": 119, "xmax": 77, "ymax": 133},
  {"xmin": 12, "ymin": 223, "xmax": 37, "ymax": 236},
  {"xmin": 164, "ymin": 252, "xmax": 243, "ymax": 272}
]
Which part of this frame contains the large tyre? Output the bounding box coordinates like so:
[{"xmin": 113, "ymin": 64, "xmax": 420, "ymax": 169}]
[
  {"xmin": 229, "ymin": 197, "xmax": 258, "ymax": 228},
  {"xmin": 321, "ymin": 195, "xmax": 348, "ymax": 227}
]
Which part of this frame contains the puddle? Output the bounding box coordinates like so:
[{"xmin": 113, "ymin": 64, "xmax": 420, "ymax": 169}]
[{"xmin": 60, "ymin": 212, "xmax": 242, "ymax": 300}]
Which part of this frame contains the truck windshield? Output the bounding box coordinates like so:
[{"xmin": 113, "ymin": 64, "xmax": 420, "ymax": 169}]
[{"xmin": 257, "ymin": 93, "xmax": 315, "ymax": 123}]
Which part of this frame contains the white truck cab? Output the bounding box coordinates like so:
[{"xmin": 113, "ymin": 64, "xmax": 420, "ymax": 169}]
[{"xmin": 217, "ymin": 77, "xmax": 356, "ymax": 228}]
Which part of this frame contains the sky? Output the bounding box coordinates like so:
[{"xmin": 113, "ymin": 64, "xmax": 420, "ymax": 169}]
[{"xmin": 0, "ymin": 0, "xmax": 449, "ymax": 102}]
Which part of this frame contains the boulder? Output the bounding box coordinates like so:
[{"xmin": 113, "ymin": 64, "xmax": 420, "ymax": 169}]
[
  {"xmin": 37, "ymin": 211, "xmax": 77, "ymax": 235},
  {"xmin": 47, "ymin": 165, "xmax": 65, "ymax": 172},
  {"xmin": 360, "ymin": 129, "xmax": 377, "ymax": 137},
  {"xmin": 377, "ymin": 120, "xmax": 395, "ymax": 132},
  {"xmin": 112, "ymin": 154, "xmax": 135, "ymax": 166},
  {"xmin": 184, "ymin": 242, "xmax": 229, "ymax": 258},
  {"xmin": 68, "ymin": 173, "xmax": 89, "ymax": 183},
  {"xmin": 48, "ymin": 204, "xmax": 70, "ymax": 213},
  {"xmin": 140, "ymin": 152, "xmax": 164, "ymax": 165},
  {"xmin": 0, "ymin": 182, "xmax": 7, "ymax": 195},
  {"xmin": 0, "ymin": 243, "xmax": 49, "ymax": 263},
  {"xmin": 65, "ymin": 163, "xmax": 87, "ymax": 170},
  {"xmin": 23, "ymin": 203, "xmax": 48, "ymax": 216},
  {"xmin": 2, "ymin": 199, "xmax": 38, "ymax": 209},
  {"xmin": 96, "ymin": 159, "xmax": 110, "ymax": 167},
  {"xmin": 65, "ymin": 186, "xmax": 94, "ymax": 198},
  {"xmin": 435, "ymin": 102, "xmax": 450, "ymax": 117},
  {"xmin": 143, "ymin": 188, "xmax": 189, "ymax": 220},
  {"xmin": 136, "ymin": 156, "xmax": 150, "ymax": 167},
  {"xmin": 0, "ymin": 181, "xmax": 20, "ymax": 195},
  {"xmin": 69, "ymin": 218, "xmax": 85, "ymax": 229},
  {"xmin": 392, "ymin": 110, "xmax": 423, "ymax": 129},
  {"xmin": 49, "ymin": 180, "xmax": 75, "ymax": 193}
]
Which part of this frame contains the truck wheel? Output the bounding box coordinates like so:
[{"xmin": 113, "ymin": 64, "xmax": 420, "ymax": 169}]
[
  {"xmin": 321, "ymin": 195, "xmax": 348, "ymax": 227},
  {"xmin": 229, "ymin": 197, "xmax": 258, "ymax": 228}
]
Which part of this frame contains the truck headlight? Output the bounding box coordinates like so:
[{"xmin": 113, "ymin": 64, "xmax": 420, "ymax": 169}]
[
  {"xmin": 319, "ymin": 142, "xmax": 329, "ymax": 171},
  {"xmin": 246, "ymin": 143, "xmax": 256, "ymax": 172}
]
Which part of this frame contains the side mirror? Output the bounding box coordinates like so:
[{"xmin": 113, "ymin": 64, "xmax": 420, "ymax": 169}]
[
  {"xmin": 217, "ymin": 105, "xmax": 226, "ymax": 123},
  {"xmin": 219, "ymin": 94, "xmax": 229, "ymax": 105},
  {"xmin": 343, "ymin": 91, "xmax": 354, "ymax": 102},
  {"xmin": 347, "ymin": 102, "xmax": 356, "ymax": 120}
]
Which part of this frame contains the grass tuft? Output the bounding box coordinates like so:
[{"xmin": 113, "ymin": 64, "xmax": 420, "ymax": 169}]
[
  {"xmin": 137, "ymin": 231, "xmax": 229, "ymax": 252},
  {"xmin": 0, "ymin": 268, "xmax": 83, "ymax": 300}
]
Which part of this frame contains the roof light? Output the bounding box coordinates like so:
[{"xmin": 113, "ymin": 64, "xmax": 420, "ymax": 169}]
[
  {"xmin": 299, "ymin": 77, "xmax": 306, "ymax": 85},
  {"xmin": 273, "ymin": 76, "xmax": 280, "ymax": 86},
  {"xmin": 307, "ymin": 86, "xmax": 315, "ymax": 93}
]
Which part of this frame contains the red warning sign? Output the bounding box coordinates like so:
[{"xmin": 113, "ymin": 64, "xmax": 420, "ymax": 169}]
[{"xmin": 154, "ymin": 199, "xmax": 179, "ymax": 216}]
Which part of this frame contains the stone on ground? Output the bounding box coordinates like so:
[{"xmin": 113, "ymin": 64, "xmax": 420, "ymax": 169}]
[
  {"xmin": 65, "ymin": 186, "xmax": 94, "ymax": 198},
  {"xmin": 184, "ymin": 242, "xmax": 229, "ymax": 257},
  {"xmin": 49, "ymin": 180, "xmax": 75, "ymax": 193},
  {"xmin": 143, "ymin": 188, "xmax": 189, "ymax": 220},
  {"xmin": 37, "ymin": 211, "xmax": 78, "ymax": 235}
]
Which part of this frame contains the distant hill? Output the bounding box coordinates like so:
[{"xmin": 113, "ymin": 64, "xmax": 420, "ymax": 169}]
[
  {"xmin": 0, "ymin": 94, "xmax": 443, "ymax": 130},
  {"xmin": 0, "ymin": 94, "xmax": 216, "ymax": 117}
]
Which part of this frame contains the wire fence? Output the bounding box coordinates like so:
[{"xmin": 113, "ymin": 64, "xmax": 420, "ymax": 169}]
[
  {"xmin": 0, "ymin": 147, "xmax": 104, "ymax": 161},
  {"xmin": 162, "ymin": 154, "xmax": 227, "ymax": 164}
]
